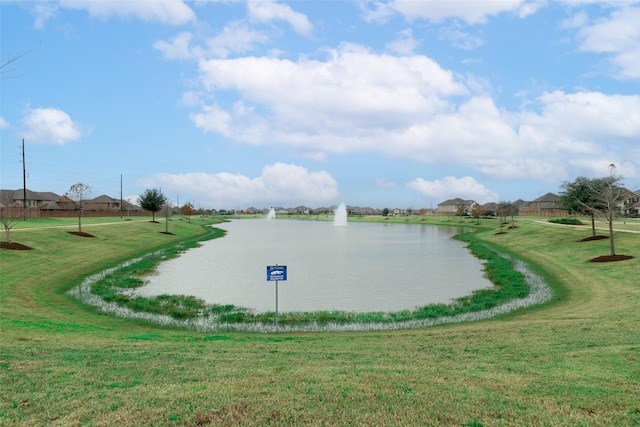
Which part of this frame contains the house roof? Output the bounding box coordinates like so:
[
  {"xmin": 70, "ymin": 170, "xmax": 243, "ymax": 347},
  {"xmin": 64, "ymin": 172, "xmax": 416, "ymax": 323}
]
[
  {"xmin": 531, "ymin": 192, "xmax": 560, "ymax": 203},
  {"xmin": 90, "ymin": 194, "xmax": 118, "ymax": 203},
  {"xmin": 438, "ymin": 198, "xmax": 475, "ymax": 206}
]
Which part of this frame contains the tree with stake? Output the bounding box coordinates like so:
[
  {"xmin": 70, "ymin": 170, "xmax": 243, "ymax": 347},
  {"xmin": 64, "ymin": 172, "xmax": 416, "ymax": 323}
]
[
  {"xmin": 66, "ymin": 183, "xmax": 91, "ymax": 233},
  {"xmin": 139, "ymin": 188, "xmax": 167, "ymax": 222}
]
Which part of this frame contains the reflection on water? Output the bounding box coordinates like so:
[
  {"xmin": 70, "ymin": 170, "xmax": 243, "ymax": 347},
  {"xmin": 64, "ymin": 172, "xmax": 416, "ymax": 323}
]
[{"xmin": 136, "ymin": 220, "xmax": 493, "ymax": 313}]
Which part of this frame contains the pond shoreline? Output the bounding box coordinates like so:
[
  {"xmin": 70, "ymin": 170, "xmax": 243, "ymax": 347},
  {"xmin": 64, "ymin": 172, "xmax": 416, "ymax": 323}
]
[{"xmin": 67, "ymin": 219, "xmax": 553, "ymax": 332}]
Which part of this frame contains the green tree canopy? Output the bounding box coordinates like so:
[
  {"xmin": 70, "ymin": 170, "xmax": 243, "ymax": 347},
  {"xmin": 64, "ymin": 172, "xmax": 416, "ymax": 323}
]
[
  {"xmin": 560, "ymin": 176, "xmax": 603, "ymax": 236},
  {"xmin": 139, "ymin": 188, "xmax": 167, "ymax": 222}
]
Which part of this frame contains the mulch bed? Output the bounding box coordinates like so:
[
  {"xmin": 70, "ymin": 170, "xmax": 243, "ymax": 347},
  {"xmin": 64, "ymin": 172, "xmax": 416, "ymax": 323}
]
[
  {"xmin": 160, "ymin": 232, "xmax": 175, "ymax": 235},
  {"xmin": 68, "ymin": 231, "xmax": 95, "ymax": 238},
  {"xmin": 0, "ymin": 242, "xmax": 32, "ymax": 250},
  {"xmin": 589, "ymin": 255, "xmax": 634, "ymax": 262},
  {"xmin": 579, "ymin": 235, "xmax": 609, "ymax": 242}
]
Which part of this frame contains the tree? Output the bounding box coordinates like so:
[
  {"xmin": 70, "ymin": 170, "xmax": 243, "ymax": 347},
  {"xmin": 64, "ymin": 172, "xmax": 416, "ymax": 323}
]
[
  {"xmin": 580, "ymin": 166, "xmax": 626, "ymax": 256},
  {"xmin": 497, "ymin": 201, "xmax": 512, "ymax": 233},
  {"xmin": 1, "ymin": 209, "xmax": 21, "ymax": 244},
  {"xmin": 506, "ymin": 203, "xmax": 518, "ymax": 228},
  {"xmin": 418, "ymin": 208, "xmax": 428, "ymax": 220},
  {"xmin": 455, "ymin": 206, "xmax": 466, "ymax": 222},
  {"xmin": 182, "ymin": 202, "xmax": 195, "ymax": 223},
  {"xmin": 471, "ymin": 205, "xmax": 483, "ymax": 225},
  {"xmin": 560, "ymin": 176, "xmax": 601, "ymax": 237},
  {"xmin": 382, "ymin": 208, "xmax": 390, "ymax": 217},
  {"xmin": 65, "ymin": 183, "xmax": 92, "ymax": 233},
  {"xmin": 161, "ymin": 203, "xmax": 172, "ymax": 233},
  {"xmin": 139, "ymin": 188, "xmax": 167, "ymax": 222}
]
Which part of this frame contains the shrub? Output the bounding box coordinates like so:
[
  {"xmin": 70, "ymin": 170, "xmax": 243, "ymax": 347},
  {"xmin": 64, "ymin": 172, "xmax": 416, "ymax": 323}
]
[{"xmin": 548, "ymin": 218, "xmax": 583, "ymax": 225}]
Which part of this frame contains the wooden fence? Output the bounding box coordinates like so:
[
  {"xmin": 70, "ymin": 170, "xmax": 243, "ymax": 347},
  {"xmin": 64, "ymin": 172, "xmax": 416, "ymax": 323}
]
[{"xmin": 1, "ymin": 207, "xmax": 150, "ymax": 219}]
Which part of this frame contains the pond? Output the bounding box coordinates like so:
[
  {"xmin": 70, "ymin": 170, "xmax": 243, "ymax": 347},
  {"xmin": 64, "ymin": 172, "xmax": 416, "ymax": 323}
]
[{"xmin": 136, "ymin": 220, "xmax": 493, "ymax": 313}]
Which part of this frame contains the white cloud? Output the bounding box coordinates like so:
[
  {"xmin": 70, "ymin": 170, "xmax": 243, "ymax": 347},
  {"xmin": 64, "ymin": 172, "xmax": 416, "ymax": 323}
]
[
  {"xmin": 137, "ymin": 163, "xmax": 338, "ymax": 208},
  {"xmin": 22, "ymin": 107, "xmax": 90, "ymax": 145},
  {"xmin": 406, "ymin": 176, "xmax": 499, "ymax": 204},
  {"xmin": 205, "ymin": 22, "xmax": 270, "ymax": 58},
  {"xmin": 57, "ymin": 0, "xmax": 196, "ymax": 26},
  {"xmin": 31, "ymin": 4, "xmax": 57, "ymax": 29},
  {"xmin": 385, "ymin": 29, "xmax": 419, "ymax": 55},
  {"xmin": 32, "ymin": 0, "xmax": 195, "ymax": 28},
  {"xmin": 530, "ymin": 91, "xmax": 640, "ymax": 141},
  {"xmin": 368, "ymin": 0, "xmax": 531, "ymax": 24},
  {"xmin": 184, "ymin": 40, "xmax": 640, "ymax": 182},
  {"xmin": 438, "ymin": 24, "xmax": 484, "ymax": 50},
  {"xmin": 574, "ymin": 5, "xmax": 640, "ymax": 79},
  {"xmin": 247, "ymin": 0, "xmax": 313, "ymax": 35},
  {"xmin": 0, "ymin": 117, "xmax": 9, "ymax": 129},
  {"xmin": 154, "ymin": 32, "xmax": 199, "ymax": 60},
  {"xmin": 193, "ymin": 43, "xmax": 467, "ymax": 142}
]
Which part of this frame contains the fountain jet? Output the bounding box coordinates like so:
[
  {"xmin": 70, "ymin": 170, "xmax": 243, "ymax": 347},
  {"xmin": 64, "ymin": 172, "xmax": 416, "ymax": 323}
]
[
  {"xmin": 334, "ymin": 202, "xmax": 347, "ymax": 226},
  {"xmin": 266, "ymin": 208, "xmax": 276, "ymax": 220}
]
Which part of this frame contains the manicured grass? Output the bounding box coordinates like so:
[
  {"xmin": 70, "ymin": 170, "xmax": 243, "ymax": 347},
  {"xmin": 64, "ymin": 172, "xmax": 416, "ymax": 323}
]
[{"xmin": 1, "ymin": 215, "xmax": 638, "ymax": 426}]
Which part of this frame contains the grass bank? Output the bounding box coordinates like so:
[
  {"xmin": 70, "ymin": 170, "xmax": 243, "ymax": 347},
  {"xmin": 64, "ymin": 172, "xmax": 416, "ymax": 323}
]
[{"xmin": 1, "ymin": 215, "xmax": 638, "ymax": 426}]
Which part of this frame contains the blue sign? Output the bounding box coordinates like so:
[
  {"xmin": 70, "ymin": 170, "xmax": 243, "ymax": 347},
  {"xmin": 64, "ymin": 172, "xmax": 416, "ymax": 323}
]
[{"xmin": 267, "ymin": 265, "xmax": 287, "ymax": 281}]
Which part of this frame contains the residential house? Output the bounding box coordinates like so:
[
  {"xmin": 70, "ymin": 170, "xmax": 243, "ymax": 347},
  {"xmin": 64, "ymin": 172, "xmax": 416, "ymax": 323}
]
[
  {"xmin": 0, "ymin": 189, "xmax": 62, "ymax": 209},
  {"xmin": 519, "ymin": 193, "xmax": 565, "ymax": 216},
  {"xmin": 436, "ymin": 198, "xmax": 478, "ymax": 215},
  {"xmin": 88, "ymin": 194, "xmax": 121, "ymax": 212},
  {"xmin": 621, "ymin": 189, "xmax": 640, "ymax": 216},
  {"xmin": 481, "ymin": 202, "xmax": 498, "ymax": 216}
]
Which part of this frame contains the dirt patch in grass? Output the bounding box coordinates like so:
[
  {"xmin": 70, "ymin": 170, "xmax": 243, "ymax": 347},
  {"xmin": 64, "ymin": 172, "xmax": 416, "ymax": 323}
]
[
  {"xmin": 0, "ymin": 242, "xmax": 32, "ymax": 250},
  {"xmin": 580, "ymin": 235, "xmax": 609, "ymax": 242},
  {"xmin": 68, "ymin": 231, "xmax": 95, "ymax": 238},
  {"xmin": 588, "ymin": 254, "xmax": 634, "ymax": 262}
]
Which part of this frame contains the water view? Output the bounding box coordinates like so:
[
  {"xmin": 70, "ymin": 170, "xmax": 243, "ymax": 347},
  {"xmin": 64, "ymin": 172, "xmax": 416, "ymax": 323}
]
[{"xmin": 136, "ymin": 220, "xmax": 493, "ymax": 313}]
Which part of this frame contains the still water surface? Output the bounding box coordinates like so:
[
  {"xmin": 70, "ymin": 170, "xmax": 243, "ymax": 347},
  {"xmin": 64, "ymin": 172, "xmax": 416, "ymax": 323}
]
[{"xmin": 137, "ymin": 220, "xmax": 493, "ymax": 313}]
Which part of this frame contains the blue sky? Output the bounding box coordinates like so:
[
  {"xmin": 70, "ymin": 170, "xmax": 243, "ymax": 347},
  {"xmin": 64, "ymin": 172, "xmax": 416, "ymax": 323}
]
[{"xmin": 1, "ymin": 0, "xmax": 639, "ymax": 210}]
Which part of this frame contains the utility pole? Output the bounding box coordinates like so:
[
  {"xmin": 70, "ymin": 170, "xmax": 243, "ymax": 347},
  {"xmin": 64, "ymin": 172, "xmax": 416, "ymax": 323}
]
[{"xmin": 22, "ymin": 138, "xmax": 27, "ymax": 221}]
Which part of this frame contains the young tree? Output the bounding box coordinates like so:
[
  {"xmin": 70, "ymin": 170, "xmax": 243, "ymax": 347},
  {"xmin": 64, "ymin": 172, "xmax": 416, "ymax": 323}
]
[
  {"xmin": 456, "ymin": 206, "xmax": 466, "ymax": 222},
  {"xmin": 506, "ymin": 203, "xmax": 518, "ymax": 228},
  {"xmin": 182, "ymin": 202, "xmax": 195, "ymax": 223},
  {"xmin": 66, "ymin": 182, "xmax": 92, "ymax": 233},
  {"xmin": 582, "ymin": 167, "xmax": 626, "ymax": 256},
  {"xmin": 560, "ymin": 176, "xmax": 601, "ymax": 237},
  {"xmin": 1, "ymin": 209, "xmax": 21, "ymax": 244},
  {"xmin": 139, "ymin": 188, "xmax": 167, "ymax": 222},
  {"xmin": 497, "ymin": 201, "xmax": 511, "ymax": 233},
  {"xmin": 161, "ymin": 203, "xmax": 172, "ymax": 233},
  {"xmin": 471, "ymin": 205, "xmax": 483, "ymax": 225}
]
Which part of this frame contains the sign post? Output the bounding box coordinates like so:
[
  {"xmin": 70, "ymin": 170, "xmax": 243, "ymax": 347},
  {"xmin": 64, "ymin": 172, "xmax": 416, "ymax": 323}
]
[{"xmin": 266, "ymin": 265, "xmax": 287, "ymax": 331}]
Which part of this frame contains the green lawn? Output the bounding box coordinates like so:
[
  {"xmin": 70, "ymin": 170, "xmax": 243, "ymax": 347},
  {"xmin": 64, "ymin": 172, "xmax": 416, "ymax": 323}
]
[{"xmin": 1, "ymin": 215, "xmax": 638, "ymax": 426}]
